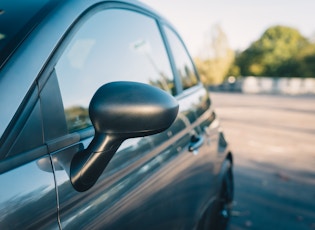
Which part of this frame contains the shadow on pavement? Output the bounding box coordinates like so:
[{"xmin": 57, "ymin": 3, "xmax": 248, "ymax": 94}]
[{"xmin": 228, "ymin": 162, "xmax": 315, "ymax": 230}]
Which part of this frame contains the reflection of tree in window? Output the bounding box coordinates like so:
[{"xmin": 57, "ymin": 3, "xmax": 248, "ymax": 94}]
[
  {"xmin": 148, "ymin": 73, "xmax": 175, "ymax": 95},
  {"xmin": 177, "ymin": 65, "xmax": 198, "ymax": 90},
  {"xmin": 64, "ymin": 106, "xmax": 91, "ymax": 133},
  {"xmin": 164, "ymin": 25, "xmax": 199, "ymax": 91},
  {"xmin": 132, "ymin": 39, "xmax": 175, "ymax": 95}
]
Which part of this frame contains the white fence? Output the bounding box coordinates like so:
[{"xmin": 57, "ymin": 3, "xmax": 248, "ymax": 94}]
[
  {"xmin": 213, "ymin": 77, "xmax": 315, "ymax": 95},
  {"xmin": 241, "ymin": 77, "xmax": 315, "ymax": 95}
]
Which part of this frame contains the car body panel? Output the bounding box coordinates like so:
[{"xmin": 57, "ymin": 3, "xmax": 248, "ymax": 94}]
[
  {"xmin": 49, "ymin": 84, "xmax": 221, "ymax": 229},
  {"xmin": 0, "ymin": 155, "xmax": 58, "ymax": 229}
]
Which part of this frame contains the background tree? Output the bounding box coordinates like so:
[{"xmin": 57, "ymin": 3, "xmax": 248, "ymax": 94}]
[
  {"xmin": 294, "ymin": 43, "xmax": 315, "ymax": 77},
  {"xmin": 195, "ymin": 24, "xmax": 235, "ymax": 85},
  {"xmin": 236, "ymin": 25, "xmax": 309, "ymax": 77}
]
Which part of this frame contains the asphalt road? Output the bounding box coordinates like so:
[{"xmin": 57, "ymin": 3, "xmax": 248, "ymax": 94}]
[{"xmin": 211, "ymin": 93, "xmax": 315, "ymax": 230}]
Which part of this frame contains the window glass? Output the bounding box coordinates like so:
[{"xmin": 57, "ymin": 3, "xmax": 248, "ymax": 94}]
[
  {"xmin": 164, "ymin": 26, "xmax": 199, "ymax": 90},
  {"xmin": 55, "ymin": 9, "xmax": 175, "ymax": 133}
]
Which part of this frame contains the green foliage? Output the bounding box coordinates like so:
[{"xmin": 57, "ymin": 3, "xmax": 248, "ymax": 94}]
[
  {"xmin": 195, "ymin": 24, "xmax": 235, "ymax": 85},
  {"xmin": 294, "ymin": 43, "xmax": 315, "ymax": 77},
  {"xmin": 195, "ymin": 51, "xmax": 234, "ymax": 85},
  {"xmin": 226, "ymin": 63, "xmax": 240, "ymax": 79},
  {"xmin": 196, "ymin": 25, "xmax": 315, "ymax": 81},
  {"xmin": 65, "ymin": 106, "xmax": 91, "ymax": 132},
  {"xmin": 235, "ymin": 25, "xmax": 314, "ymax": 77}
]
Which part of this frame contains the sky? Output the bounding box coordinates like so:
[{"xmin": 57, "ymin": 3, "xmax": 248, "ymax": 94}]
[{"xmin": 139, "ymin": 0, "xmax": 315, "ymax": 57}]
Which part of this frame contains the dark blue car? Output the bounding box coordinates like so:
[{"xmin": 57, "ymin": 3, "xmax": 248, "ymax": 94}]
[{"xmin": 0, "ymin": 0, "xmax": 233, "ymax": 229}]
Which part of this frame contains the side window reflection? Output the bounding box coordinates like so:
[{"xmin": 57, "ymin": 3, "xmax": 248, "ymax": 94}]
[
  {"xmin": 55, "ymin": 9, "xmax": 175, "ymax": 133},
  {"xmin": 164, "ymin": 26, "xmax": 199, "ymax": 90}
]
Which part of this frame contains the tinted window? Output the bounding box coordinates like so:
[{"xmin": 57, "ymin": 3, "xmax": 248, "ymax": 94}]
[
  {"xmin": 55, "ymin": 9, "xmax": 174, "ymax": 133},
  {"xmin": 164, "ymin": 26, "xmax": 199, "ymax": 90}
]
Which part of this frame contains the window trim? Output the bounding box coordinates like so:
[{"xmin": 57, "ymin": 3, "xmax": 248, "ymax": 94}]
[
  {"xmin": 160, "ymin": 24, "xmax": 202, "ymax": 95},
  {"xmin": 0, "ymin": 145, "xmax": 48, "ymax": 174},
  {"xmin": 157, "ymin": 21, "xmax": 182, "ymax": 95}
]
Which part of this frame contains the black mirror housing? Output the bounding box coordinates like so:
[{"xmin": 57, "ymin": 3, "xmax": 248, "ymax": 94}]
[
  {"xmin": 90, "ymin": 81, "xmax": 178, "ymax": 137},
  {"xmin": 70, "ymin": 81, "xmax": 179, "ymax": 192}
]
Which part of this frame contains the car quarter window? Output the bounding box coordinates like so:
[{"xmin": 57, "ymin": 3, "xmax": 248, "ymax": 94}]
[
  {"xmin": 55, "ymin": 9, "xmax": 175, "ymax": 133},
  {"xmin": 163, "ymin": 26, "xmax": 199, "ymax": 90}
]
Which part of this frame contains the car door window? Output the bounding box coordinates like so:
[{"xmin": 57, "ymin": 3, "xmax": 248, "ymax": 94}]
[
  {"xmin": 55, "ymin": 9, "xmax": 175, "ymax": 133},
  {"xmin": 163, "ymin": 26, "xmax": 199, "ymax": 90}
]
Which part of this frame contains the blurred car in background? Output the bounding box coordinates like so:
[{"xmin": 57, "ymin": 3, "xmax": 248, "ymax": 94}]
[{"xmin": 0, "ymin": 0, "xmax": 233, "ymax": 229}]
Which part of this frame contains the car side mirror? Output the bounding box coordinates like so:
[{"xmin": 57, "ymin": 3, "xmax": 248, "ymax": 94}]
[{"xmin": 70, "ymin": 81, "xmax": 179, "ymax": 192}]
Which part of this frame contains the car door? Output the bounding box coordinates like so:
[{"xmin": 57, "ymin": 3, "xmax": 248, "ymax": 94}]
[
  {"xmin": 162, "ymin": 24, "xmax": 224, "ymax": 227},
  {"xmin": 44, "ymin": 5, "xmax": 185, "ymax": 229},
  {"xmin": 42, "ymin": 2, "xmax": 220, "ymax": 229},
  {"xmin": 0, "ymin": 81, "xmax": 59, "ymax": 229}
]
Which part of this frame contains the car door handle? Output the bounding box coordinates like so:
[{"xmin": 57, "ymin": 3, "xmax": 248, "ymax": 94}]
[{"xmin": 188, "ymin": 135, "xmax": 204, "ymax": 152}]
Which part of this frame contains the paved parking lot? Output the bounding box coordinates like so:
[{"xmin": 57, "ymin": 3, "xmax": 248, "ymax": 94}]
[{"xmin": 211, "ymin": 92, "xmax": 315, "ymax": 230}]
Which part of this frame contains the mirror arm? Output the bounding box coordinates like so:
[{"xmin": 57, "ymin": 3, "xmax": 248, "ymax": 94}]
[{"xmin": 70, "ymin": 134, "xmax": 123, "ymax": 192}]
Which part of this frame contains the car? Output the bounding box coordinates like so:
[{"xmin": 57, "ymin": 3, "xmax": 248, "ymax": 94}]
[{"xmin": 0, "ymin": 0, "xmax": 233, "ymax": 229}]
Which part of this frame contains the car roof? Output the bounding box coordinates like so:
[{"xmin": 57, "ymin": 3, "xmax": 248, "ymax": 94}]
[{"xmin": 0, "ymin": 0, "xmax": 63, "ymax": 68}]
